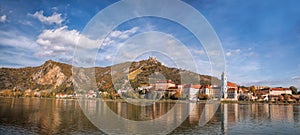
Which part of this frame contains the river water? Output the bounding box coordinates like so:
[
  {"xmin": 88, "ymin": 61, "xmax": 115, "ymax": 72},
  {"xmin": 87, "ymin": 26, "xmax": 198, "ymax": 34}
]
[{"xmin": 0, "ymin": 98, "xmax": 299, "ymax": 134}]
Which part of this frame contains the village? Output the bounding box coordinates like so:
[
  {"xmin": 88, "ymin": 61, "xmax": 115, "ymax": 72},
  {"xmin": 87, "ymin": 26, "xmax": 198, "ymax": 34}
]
[
  {"xmin": 115, "ymin": 72, "xmax": 300, "ymax": 103},
  {"xmin": 1, "ymin": 72, "xmax": 299, "ymax": 103},
  {"xmin": 51, "ymin": 72, "xmax": 300, "ymax": 103}
]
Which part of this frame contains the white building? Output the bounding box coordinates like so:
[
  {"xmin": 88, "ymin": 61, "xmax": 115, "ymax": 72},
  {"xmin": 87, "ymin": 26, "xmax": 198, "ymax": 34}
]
[
  {"xmin": 220, "ymin": 72, "xmax": 239, "ymax": 100},
  {"xmin": 221, "ymin": 72, "xmax": 228, "ymax": 99},
  {"xmin": 199, "ymin": 85, "xmax": 220, "ymax": 99},
  {"xmin": 269, "ymin": 87, "xmax": 292, "ymax": 96},
  {"xmin": 184, "ymin": 84, "xmax": 201, "ymax": 101},
  {"xmin": 152, "ymin": 80, "xmax": 176, "ymax": 90}
]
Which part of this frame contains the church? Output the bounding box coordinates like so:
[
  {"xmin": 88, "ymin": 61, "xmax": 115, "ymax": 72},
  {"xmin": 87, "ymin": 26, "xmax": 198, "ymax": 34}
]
[{"xmin": 221, "ymin": 72, "xmax": 238, "ymax": 100}]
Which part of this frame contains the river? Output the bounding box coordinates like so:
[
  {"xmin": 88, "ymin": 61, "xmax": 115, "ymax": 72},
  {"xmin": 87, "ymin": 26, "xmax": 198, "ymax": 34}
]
[{"xmin": 0, "ymin": 98, "xmax": 299, "ymax": 134}]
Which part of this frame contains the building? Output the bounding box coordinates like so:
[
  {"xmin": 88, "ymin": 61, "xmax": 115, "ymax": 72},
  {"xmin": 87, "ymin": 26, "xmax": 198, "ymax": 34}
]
[
  {"xmin": 238, "ymin": 87, "xmax": 249, "ymax": 94},
  {"xmin": 184, "ymin": 84, "xmax": 201, "ymax": 101},
  {"xmin": 165, "ymin": 86, "xmax": 181, "ymax": 96},
  {"xmin": 24, "ymin": 89, "xmax": 32, "ymax": 97},
  {"xmin": 238, "ymin": 87, "xmax": 253, "ymax": 100},
  {"xmin": 138, "ymin": 86, "xmax": 153, "ymax": 91},
  {"xmin": 200, "ymin": 85, "xmax": 211, "ymax": 95},
  {"xmin": 269, "ymin": 87, "xmax": 292, "ymax": 96},
  {"xmin": 220, "ymin": 72, "xmax": 239, "ymax": 100},
  {"xmin": 199, "ymin": 85, "xmax": 220, "ymax": 98},
  {"xmin": 221, "ymin": 72, "xmax": 228, "ymax": 98},
  {"xmin": 227, "ymin": 82, "xmax": 238, "ymax": 100},
  {"xmin": 254, "ymin": 86, "xmax": 269, "ymax": 90},
  {"xmin": 56, "ymin": 93, "xmax": 74, "ymax": 98},
  {"xmin": 152, "ymin": 80, "xmax": 176, "ymax": 90}
]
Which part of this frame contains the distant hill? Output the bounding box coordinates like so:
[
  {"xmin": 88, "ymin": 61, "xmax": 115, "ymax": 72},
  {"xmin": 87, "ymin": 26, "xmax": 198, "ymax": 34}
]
[{"xmin": 0, "ymin": 58, "xmax": 220, "ymax": 94}]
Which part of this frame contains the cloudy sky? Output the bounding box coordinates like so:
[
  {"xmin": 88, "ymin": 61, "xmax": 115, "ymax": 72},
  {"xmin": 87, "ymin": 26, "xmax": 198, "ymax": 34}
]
[{"xmin": 0, "ymin": 0, "xmax": 299, "ymax": 89}]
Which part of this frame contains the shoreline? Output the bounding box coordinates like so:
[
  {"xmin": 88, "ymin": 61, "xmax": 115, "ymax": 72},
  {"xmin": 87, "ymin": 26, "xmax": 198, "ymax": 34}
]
[{"xmin": 0, "ymin": 96, "xmax": 299, "ymax": 105}]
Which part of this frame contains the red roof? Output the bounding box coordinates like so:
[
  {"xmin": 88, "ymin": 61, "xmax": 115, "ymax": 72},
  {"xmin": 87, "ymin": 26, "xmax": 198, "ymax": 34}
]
[
  {"xmin": 270, "ymin": 87, "xmax": 290, "ymax": 91},
  {"xmin": 191, "ymin": 85, "xmax": 201, "ymax": 89},
  {"xmin": 200, "ymin": 85, "xmax": 211, "ymax": 89},
  {"xmin": 239, "ymin": 88, "xmax": 249, "ymax": 92},
  {"xmin": 228, "ymin": 88, "xmax": 237, "ymax": 91},
  {"xmin": 227, "ymin": 82, "xmax": 238, "ymax": 87},
  {"xmin": 184, "ymin": 84, "xmax": 201, "ymax": 89}
]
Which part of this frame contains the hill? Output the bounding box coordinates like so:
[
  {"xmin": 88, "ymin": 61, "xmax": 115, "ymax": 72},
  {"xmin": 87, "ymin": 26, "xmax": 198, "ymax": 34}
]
[{"xmin": 0, "ymin": 58, "xmax": 219, "ymax": 94}]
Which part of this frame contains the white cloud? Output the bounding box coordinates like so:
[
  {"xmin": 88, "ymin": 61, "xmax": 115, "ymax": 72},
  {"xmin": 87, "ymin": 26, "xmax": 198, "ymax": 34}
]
[
  {"xmin": 0, "ymin": 15, "xmax": 6, "ymax": 23},
  {"xmin": 109, "ymin": 27, "xmax": 138, "ymax": 39},
  {"xmin": 292, "ymin": 76, "xmax": 300, "ymax": 81},
  {"xmin": 29, "ymin": 10, "xmax": 64, "ymax": 25},
  {"xmin": 0, "ymin": 30, "xmax": 37, "ymax": 49},
  {"xmin": 225, "ymin": 49, "xmax": 241, "ymax": 56},
  {"xmin": 225, "ymin": 47, "xmax": 262, "ymax": 85},
  {"xmin": 19, "ymin": 20, "xmax": 32, "ymax": 26},
  {"xmin": 104, "ymin": 55, "xmax": 112, "ymax": 60},
  {"xmin": 0, "ymin": 30, "xmax": 42, "ymax": 67},
  {"xmin": 225, "ymin": 52, "xmax": 232, "ymax": 56},
  {"xmin": 240, "ymin": 61, "xmax": 261, "ymax": 71},
  {"xmin": 192, "ymin": 49, "xmax": 205, "ymax": 55},
  {"xmin": 106, "ymin": 31, "xmax": 199, "ymax": 73},
  {"xmin": 243, "ymin": 76, "xmax": 300, "ymax": 90},
  {"xmin": 36, "ymin": 26, "xmax": 139, "ymax": 57},
  {"xmin": 36, "ymin": 26, "xmax": 98, "ymax": 56},
  {"xmin": 51, "ymin": 7, "xmax": 58, "ymax": 11}
]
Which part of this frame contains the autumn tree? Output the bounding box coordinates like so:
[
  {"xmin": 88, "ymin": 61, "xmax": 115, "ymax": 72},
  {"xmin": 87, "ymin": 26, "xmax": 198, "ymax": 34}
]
[
  {"xmin": 289, "ymin": 86, "xmax": 298, "ymax": 94},
  {"xmin": 249, "ymin": 86, "xmax": 257, "ymax": 96}
]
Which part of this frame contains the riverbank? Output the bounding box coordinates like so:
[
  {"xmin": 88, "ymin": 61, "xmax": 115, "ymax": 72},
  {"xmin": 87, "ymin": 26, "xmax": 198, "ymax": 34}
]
[
  {"xmin": 221, "ymin": 100, "xmax": 300, "ymax": 105},
  {"xmin": 1, "ymin": 96, "xmax": 300, "ymax": 105}
]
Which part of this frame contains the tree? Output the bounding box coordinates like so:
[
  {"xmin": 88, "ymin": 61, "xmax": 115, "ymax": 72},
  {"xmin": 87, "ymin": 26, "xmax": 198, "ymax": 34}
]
[
  {"xmin": 289, "ymin": 86, "xmax": 298, "ymax": 94},
  {"xmin": 249, "ymin": 86, "xmax": 257, "ymax": 96}
]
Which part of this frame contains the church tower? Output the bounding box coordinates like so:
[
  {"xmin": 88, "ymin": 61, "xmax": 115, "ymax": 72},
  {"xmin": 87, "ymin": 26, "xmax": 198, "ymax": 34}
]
[{"xmin": 221, "ymin": 72, "xmax": 228, "ymax": 99}]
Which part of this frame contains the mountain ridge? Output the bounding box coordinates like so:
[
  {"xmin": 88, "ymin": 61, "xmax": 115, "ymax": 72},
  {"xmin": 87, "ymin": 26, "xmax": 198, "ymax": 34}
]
[{"xmin": 0, "ymin": 58, "xmax": 220, "ymax": 94}]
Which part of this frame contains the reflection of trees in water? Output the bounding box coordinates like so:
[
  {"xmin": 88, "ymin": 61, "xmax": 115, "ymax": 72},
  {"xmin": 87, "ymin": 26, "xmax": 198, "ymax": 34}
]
[
  {"xmin": 105, "ymin": 101, "xmax": 177, "ymax": 121},
  {"xmin": 0, "ymin": 98, "xmax": 100, "ymax": 134},
  {"xmin": 1, "ymin": 98, "xmax": 300, "ymax": 134}
]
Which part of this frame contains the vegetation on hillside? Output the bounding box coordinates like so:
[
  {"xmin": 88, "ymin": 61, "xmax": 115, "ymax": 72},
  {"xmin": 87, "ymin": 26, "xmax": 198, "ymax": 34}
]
[{"xmin": 0, "ymin": 58, "xmax": 219, "ymax": 95}]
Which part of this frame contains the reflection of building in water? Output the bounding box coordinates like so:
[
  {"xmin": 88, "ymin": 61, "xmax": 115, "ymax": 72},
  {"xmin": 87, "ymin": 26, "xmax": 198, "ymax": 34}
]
[
  {"xmin": 221, "ymin": 103, "xmax": 240, "ymax": 133},
  {"xmin": 221, "ymin": 104, "xmax": 239, "ymax": 123},
  {"xmin": 286, "ymin": 105, "xmax": 294, "ymax": 123},
  {"xmin": 188, "ymin": 103, "xmax": 200, "ymax": 125},
  {"xmin": 294, "ymin": 105, "xmax": 300, "ymax": 123},
  {"xmin": 270, "ymin": 105, "xmax": 294, "ymax": 123},
  {"xmin": 221, "ymin": 104, "xmax": 228, "ymax": 134},
  {"xmin": 263, "ymin": 104, "xmax": 270, "ymax": 118}
]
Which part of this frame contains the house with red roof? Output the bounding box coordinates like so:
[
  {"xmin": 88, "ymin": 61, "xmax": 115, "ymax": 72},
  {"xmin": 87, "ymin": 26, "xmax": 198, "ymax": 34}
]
[
  {"xmin": 227, "ymin": 82, "xmax": 238, "ymax": 100},
  {"xmin": 269, "ymin": 87, "xmax": 292, "ymax": 96},
  {"xmin": 184, "ymin": 84, "xmax": 201, "ymax": 101}
]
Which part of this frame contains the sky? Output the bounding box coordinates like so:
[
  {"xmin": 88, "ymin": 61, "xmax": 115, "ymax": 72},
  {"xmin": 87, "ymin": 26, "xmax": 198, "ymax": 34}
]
[{"xmin": 0, "ymin": 0, "xmax": 299, "ymax": 89}]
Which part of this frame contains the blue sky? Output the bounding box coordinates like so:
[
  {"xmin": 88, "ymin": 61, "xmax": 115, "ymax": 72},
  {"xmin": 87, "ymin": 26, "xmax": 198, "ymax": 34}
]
[{"xmin": 0, "ymin": 0, "xmax": 299, "ymax": 89}]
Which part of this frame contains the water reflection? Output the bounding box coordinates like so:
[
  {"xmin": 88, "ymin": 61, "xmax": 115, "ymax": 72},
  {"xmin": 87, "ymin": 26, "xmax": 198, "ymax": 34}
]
[
  {"xmin": 0, "ymin": 98, "xmax": 300, "ymax": 134},
  {"xmin": 79, "ymin": 100, "xmax": 192, "ymax": 134},
  {"xmin": 0, "ymin": 98, "xmax": 101, "ymax": 134}
]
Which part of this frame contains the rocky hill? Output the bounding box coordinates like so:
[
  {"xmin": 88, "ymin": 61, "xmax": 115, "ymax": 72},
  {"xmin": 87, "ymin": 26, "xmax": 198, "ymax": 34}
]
[
  {"xmin": 0, "ymin": 58, "xmax": 219, "ymax": 94},
  {"xmin": 0, "ymin": 60, "xmax": 73, "ymax": 93}
]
